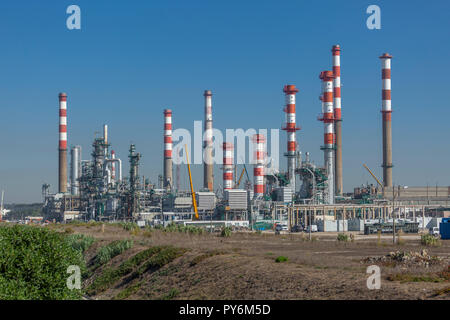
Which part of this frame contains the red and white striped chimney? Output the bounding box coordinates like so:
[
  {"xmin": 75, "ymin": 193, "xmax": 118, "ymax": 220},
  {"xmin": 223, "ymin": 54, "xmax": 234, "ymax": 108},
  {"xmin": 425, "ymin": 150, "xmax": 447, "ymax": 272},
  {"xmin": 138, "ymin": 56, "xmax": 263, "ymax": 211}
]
[
  {"xmin": 252, "ymin": 134, "xmax": 266, "ymax": 198},
  {"xmin": 222, "ymin": 142, "xmax": 234, "ymax": 191},
  {"xmin": 282, "ymin": 84, "xmax": 300, "ymax": 193},
  {"xmin": 163, "ymin": 109, "xmax": 173, "ymax": 189},
  {"xmin": 332, "ymin": 45, "xmax": 343, "ymax": 196},
  {"xmin": 203, "ymin": 90, "xmax": 214, "ymax": 191},
  {"xmin": 380, "ymin": 53, "xmax": 393, "ymax": 188},
  {"xmin": 319, "ymin": 71, "xmax": 335, "ymax": 204},
  {"xmin": 58, "ymin": 93, "xmax": 68, "ymax": 193}
]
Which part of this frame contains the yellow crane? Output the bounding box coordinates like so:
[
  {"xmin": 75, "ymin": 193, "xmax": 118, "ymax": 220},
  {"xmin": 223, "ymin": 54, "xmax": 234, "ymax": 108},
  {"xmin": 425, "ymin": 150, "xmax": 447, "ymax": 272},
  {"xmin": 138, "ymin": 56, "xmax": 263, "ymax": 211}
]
[
  {"xmin": 235, "ymin": 168, "xmax": 246, "ymax": 188},
  {"xmin": 185, "ymin": 144, "xmax": 199, "ymax": 219},
  {"xmin": 363, "ymin": 163, "xmax": 383, "ymax": 188}
]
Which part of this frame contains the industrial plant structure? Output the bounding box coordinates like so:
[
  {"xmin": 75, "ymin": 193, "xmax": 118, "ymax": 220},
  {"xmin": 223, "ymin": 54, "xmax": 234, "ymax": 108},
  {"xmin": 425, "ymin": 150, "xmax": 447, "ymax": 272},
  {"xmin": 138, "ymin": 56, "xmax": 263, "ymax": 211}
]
[{"xmin": 42, "ymin": 46, "xmax": 450, "ymax": 232}]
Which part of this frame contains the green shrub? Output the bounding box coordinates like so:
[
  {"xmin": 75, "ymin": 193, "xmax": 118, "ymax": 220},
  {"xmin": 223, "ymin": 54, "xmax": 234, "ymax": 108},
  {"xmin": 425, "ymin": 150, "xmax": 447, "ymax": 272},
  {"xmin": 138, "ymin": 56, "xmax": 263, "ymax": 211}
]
[
  {"xmin": 221, "ymin": 226, "xmax": 232, "ymax": 237},
  {"xmin": 275, "ymin": 256, "xmax": 288, "ymax": 263},
  {"xmin": 0, "ymin": 224, "xmax": 85, "ymax": 299},
  {"xmin": 66, "ymin": 234, "xmax": 95, "ymax": 253},
  {"xmin": 121, "ymin": 222, "xmax": 139, "ymax": 232},
  {"xmin": 421, "ymin": 234, "xmax": 441, "ymax": 247},
  {"xmin": 337, "ymin": 233, "xmax": 349, "ymax": 242},
  {"xmin": 95, "ymin": 239, "xmax": 133, "ymax": 266},
  {"xmin": 162, "ymin": 223, "xmax": 205, "ymax": 235}
]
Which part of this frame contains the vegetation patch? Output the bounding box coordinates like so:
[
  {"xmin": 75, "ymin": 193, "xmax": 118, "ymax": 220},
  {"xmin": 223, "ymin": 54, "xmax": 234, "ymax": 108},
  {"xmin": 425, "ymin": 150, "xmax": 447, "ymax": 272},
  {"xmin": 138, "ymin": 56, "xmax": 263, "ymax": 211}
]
[
  {"xmin": 421, "ymin": 234, "xmax": 441, "ymax": 247},
  {"xmin": 388, "ymin": 266, "xmax": 450, "ymax": 283},
  {"xmin": 337, "ymin": 233, "xmax": 349, "ymax": 242},
  {"xmin": 66, "ymin": 234, "xmax": 95, "ymax": 253},
  {"xmin": 87, "ymin": 246, "xmax": 184, "ymax": 295},
  {"xmin": 114, "ymin": 281, "xmax": 143, "ymax": 300},
  {"xmin": 156, "ymin": 223, "xmax": 205, "ymax": 235},
  {"xmin": 132, "ymin": 246, "xmax": 187, "ymax": 278},
  {"xmin": 95, "ymin": 239, "xmax": 133, "ymax": 267},
  {"xmin": 160, "ymin": 288, "xmax": 179, "ymax": 300},
  {"xmin": 433, "ymin": 286, "xmax": 450, "ymax": 297},
  {"xmin": 275, "ymin": 256, "xmax": 288, "ymax": 263},
  {"xmin": 190, "ymin": 250, "xmax": 227, "ymax": 266},
  {"xmin": 220, "ymin": 226, "xmax": 232, "ymax": 237},
  {"xmin": 0, "ymin": 224, "xmax": 85, "ymax": 299}
]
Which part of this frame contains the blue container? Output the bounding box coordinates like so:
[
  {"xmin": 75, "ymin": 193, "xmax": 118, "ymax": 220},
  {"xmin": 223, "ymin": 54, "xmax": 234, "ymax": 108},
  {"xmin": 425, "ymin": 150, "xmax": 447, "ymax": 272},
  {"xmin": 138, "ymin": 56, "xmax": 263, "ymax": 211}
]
[{"xmin": 440, "ymin": 221, "xmax": 450, "ymax": 240}]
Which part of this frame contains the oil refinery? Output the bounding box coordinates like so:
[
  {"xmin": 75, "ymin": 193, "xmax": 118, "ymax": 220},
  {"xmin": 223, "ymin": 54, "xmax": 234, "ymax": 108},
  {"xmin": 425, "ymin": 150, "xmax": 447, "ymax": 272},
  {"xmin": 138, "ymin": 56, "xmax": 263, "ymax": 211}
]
[{"xmin": 41, "ymin": 46, "xmax": 450, "ymax": 232}]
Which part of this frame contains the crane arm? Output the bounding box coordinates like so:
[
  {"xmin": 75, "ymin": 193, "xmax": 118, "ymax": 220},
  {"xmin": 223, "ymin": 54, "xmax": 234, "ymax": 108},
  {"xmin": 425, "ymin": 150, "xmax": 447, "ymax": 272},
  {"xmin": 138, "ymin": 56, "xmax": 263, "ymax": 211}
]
[
  {"xmin": 235, "ymin": 168, "xmax": 246, "ymax": 188},
  {"xmin": 363, "ymin": 164, "xmax": 383, "ymax": 188},
  {"xmin": 185, "ymin": 145, "xmax": 199, "ymax": 219}
]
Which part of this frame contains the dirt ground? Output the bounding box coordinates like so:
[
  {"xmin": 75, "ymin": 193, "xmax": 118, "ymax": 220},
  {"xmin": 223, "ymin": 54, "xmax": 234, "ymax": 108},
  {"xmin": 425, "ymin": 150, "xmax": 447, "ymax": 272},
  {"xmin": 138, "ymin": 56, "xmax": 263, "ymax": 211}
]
[{"xmin": 58, "ymin": 224, "xmax": 450, "ymax": 300}]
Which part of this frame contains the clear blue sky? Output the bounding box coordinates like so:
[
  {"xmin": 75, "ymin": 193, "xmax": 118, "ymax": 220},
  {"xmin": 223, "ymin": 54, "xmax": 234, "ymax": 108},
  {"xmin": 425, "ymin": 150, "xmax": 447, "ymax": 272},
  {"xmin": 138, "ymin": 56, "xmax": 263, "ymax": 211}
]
[{"xmin": 1, "ymin": 0, "xmax": 449, "ymax": 203}]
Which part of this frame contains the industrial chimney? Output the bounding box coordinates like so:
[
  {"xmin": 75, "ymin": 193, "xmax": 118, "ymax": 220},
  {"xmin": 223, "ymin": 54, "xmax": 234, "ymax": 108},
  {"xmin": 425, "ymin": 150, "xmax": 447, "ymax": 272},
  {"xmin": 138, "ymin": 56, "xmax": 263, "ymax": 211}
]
[
  {"xmin": 163, "ymin": 109, "xmax": 173, "ymax": 190},
  {"xmin": 282, "ymin": 84, "xmax": 300, "ymax": 194},
  {"xmin": 58, "ymin": 93, "xmax": 68, "ymax": 193},
  {"xmin": 380, "ymin": 53, "xmax": 393, "ymax": 188},
  {"xmin": 203, "ymin": 90, "xmax": 214, "ymax": 191},
  {"xmin": 252, "ymin": 134, "xmax": 266, "ymax": 199},
  {"xmin": 222, "ymin": 142, "xmax": 234, "ymax": 191},
  {"xmin": 319, "ymin": 71, "xmax": 335, "ymax": 204},
  {"xmin": 332, "ymin": 45, "xmax": 343, "ymax": 197}
]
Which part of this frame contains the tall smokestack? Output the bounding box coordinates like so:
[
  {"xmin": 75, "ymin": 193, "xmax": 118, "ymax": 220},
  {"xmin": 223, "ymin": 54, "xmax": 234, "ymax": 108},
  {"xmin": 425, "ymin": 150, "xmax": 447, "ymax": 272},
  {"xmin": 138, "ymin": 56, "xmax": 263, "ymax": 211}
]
[
  {"xmin": 58, "ymin": 93, "xmax": 68, "ymax": 193},
  {"xmin": 282, "ymin": 85, "xmax": 300, "ymax": 194},
  {"xmin": 332, "ymin": 45, "xmax": 343, "ymax": 196},
  {"xmin": 222, "ymin": 142, "xmax": 234, "ymax": 191},
  {"xmin": 203, "ymin": 90, "xmax": 214, "ymax": 191},
  {"xmin": 319, "ymin": 71, "xmax": 335, "ymax": 204},
  {"xmin": 380, "ymin": 53, "xmax": 393, "ymax": 187},
  {"xmin": 253, "ymin": 134, "xmax": 266, "ymax": 199},
  {"xmin": 163, "ymin": 109, "xmax": 173, "ymax": 189}
]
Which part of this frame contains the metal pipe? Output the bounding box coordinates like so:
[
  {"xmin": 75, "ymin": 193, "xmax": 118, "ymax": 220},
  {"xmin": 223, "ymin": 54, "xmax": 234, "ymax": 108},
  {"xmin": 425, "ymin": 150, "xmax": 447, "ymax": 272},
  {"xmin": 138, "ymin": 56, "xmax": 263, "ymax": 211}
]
[{"xmin": 104, "ymin": 159, "xmax": 122, "ymax": 182}]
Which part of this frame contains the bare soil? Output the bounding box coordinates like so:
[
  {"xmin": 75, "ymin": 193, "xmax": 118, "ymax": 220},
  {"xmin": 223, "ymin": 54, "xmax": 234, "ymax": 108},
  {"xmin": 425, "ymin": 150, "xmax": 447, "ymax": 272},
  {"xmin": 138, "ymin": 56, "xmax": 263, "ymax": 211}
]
[{"xmin": 56, "ymin": 224, "xmax": 450, "ymax": 300}]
